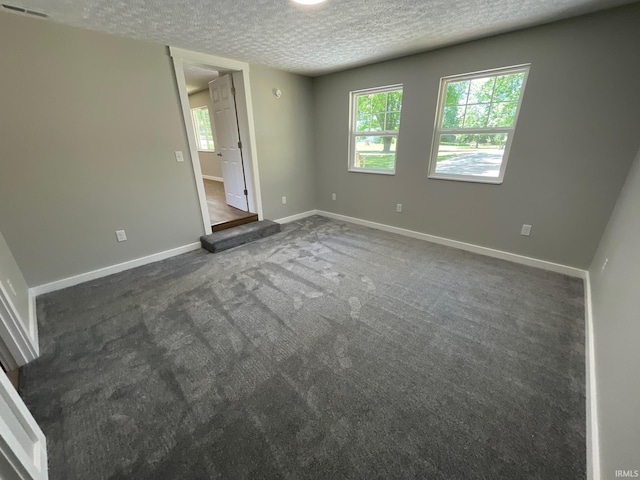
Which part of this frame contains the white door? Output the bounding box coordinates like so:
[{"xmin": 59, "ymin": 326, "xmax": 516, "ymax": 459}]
[
  {"xmin": 209, "ymin": 75, "xmax": 248, "ymax": 211},
  {"xmin": 0, "ymin": 371, "xmax": 48, "ymax": 480}
]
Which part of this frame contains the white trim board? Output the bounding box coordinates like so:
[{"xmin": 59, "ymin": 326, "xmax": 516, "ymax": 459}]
[
  {"xmin": 30, "ymin": 208, "xmax": 585, "ymax": 299},
  {"xmin": 24, "ymin": 207, "xmax": 597, "ymax": 477},
  {"xmin": 0, "ymin": 368, "xmax": 48, "ymax": 480},
  {"xmin": 274, "ymin": 209, "xmax": 585, "ymax": 277},
  {"xmin": 274, "ymin": 210, "xmax": 319, "ymax": 224},
  {"xmin": 0, "ymin": 282, "xmax": 38, "ymax": 367},
  {"xmin": 170, "ymin": 53, "xmax": 212, "ymax": 236},
  {"xmin": 584, "ymin": 272, "xmax": 601, "ymax": 480},
  {"xmin": 316, "ymin": 210, "xmax": 586, "ymax": 278},
  {"xmin": 30, "ymin": 243, "xmax": 201, "ymax": 296},
  {"xmin": 202, "ymin": 175, "xmax": 223, "ymax": 182},
  {"xmin": 310, "ymin": 210, "xmax": 597, "ymax": 473},
  {"xmin": 28, "ymin": 290, "xmax": 38, "ymax": 348}
]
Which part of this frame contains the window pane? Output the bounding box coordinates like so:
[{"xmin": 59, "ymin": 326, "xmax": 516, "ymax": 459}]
[
  {"xmin": 351, "ymin": 87, "xmax": 403, "ymax": 173},
  {"xmin": 369, "ymin": 113, "xmax": 383, "ymax": 132},
  {"xmin": 463, "ymin": 104, "xmax": 490, "ymax": 128},
  {"xmin": 357, "ymin": 95, "xmax": 372, "ymax": 115},
  {"xmin": 493, "ymin": 73, "xmax": 525, "ymax": 102},
  {"xmin": 435, "ymin": 133, "xmax": 508, "ymax": 177},
  {"xmin": 487, "ymin": 102, "xmax": 518, "ymax": 127},
  {"xmin": 385, "ymin": 112, "xmax": 401, "ymax": 131},
  {"xmin": 356, "ymin": 112, "xmax": 371, "ymax": 132},
  {"xmin": 192, "ymin": 107, "xmax": 215, "ymax": 151},
  {"xmin": 387, "ymin": 90, "xmax": 403, "ymax": 111},
  {"xmin": 442, "ymin": 105, "xmax": 465, "ymax": 129},
  {"xmin": 445, "ymin": 80, "xmax": 469, "ymax": 106},
  {"xmin": 371, "ymin": 92, "xmax": 387, "ymax": 113},
  {"xmin": 354, "ymin": 135, "xmax": 396, "ymax": 171},
  {"xmin": 467, "ymin": 77, "xmax": 495, "ymax": 104},
  {"xmin": 356, "ymin": 88, "xmax": 403, "ymax": 133}
]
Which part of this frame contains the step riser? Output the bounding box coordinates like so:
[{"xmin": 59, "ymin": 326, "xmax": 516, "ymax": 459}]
[{"xmin": 200, "ymin": 220, "xmax": 281, "ymax": 253}]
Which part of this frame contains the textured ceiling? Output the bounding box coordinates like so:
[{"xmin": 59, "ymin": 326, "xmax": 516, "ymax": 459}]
[
  {"xmin": 183, "ymin": 63, "xmax": 219, "ymax": 94},
  {"xmin": 4, "ymin": 0, "xmax": 637, "ymax": 75}
]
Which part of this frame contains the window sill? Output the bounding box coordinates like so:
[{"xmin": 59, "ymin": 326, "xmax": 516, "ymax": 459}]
[
  {"xmin": 198, "ymin": 149, "xmax": 216, "ymax": 153},
  {"xmin": 348, "ymin": 167, "xmax": 396, "ymax": 176},
  {"xmin": 428, "ymin": 173, "xmax": 503, "ymax": 184}
]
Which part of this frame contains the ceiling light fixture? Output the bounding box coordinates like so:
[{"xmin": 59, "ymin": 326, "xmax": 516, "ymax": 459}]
[{"xmin": 291, "ymin": 0, "xmax": 327, "ymax": 5}]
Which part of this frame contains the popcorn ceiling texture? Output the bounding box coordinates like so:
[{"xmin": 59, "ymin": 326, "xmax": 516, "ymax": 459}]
[
  {"xmin": 183, "ymin": 63, "xmax": 218, "ymax": 94},
  {"xmin": 7, "ymin": 0, "xmax": 636, "ymax": 75}
]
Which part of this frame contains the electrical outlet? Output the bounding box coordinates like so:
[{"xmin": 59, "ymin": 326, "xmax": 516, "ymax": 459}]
[
  {"xmin": 396, "ymin": 203, "xmax": 403, "ymax": 213},
  {"xmin": 174, "ymin": 151, "xmax": 184, "ymax": 163},
  {"xmin": 282, "ymin": 196, "xmax": 287, "ymax": 205},
  {"xmin": 6, "ymin": 279, "xmax": 16, "ymax": 296},
  {"xmin": 332, "ymin": 193, "xmax": 336, "ymax": 201},
  {"xmin": 115, "ymin": 230, "xmax": 127, "ymax": 242},
  {"xmin": 521, "ymin": 224, "xmax": 532, "ymax": 236},
  {"xmin": 601, "ymin": 257, "xmax": 609, "ymax": 273}
]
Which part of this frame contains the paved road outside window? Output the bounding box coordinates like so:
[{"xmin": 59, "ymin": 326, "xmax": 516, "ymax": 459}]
[{"xmin": 436, "ymin": 149, "xmax": 504, "ymax": 177}]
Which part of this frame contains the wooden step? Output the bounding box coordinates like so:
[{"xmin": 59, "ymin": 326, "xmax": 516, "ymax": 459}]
[{"xmin": 212, "ymin": 214, "xmax": 259, "ymax": 232}]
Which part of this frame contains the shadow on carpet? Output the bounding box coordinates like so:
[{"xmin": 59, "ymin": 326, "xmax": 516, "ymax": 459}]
[{"xmin": 21, "ymin": 215, "xmax": 586, "ymax": 480}]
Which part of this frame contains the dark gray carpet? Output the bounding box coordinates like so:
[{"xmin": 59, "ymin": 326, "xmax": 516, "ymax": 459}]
[{"xmin": 21, "ymin": 215, "xmax": 586, "ymax": 480}]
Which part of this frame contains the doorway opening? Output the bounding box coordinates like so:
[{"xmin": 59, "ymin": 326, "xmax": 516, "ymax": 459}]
[{"xmin": 170, "ymin": 48, "xmax": 263, "ymax": 235}]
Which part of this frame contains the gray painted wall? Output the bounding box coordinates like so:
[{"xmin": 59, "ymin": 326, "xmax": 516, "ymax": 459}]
[
  {"xmin": 313, "ymin": 5, "xmax": 640, "ymax": 269},
  {"xmin": 0, "ymin": 12, "xmax": 317, "ymax": 287},
  {"xmin": 188, "ymin": 89, "xmax": 223, "ymax": 179},
  {"xmin": 250, "ymin": 65, "xmax": 316, "ymax": 221},
  {"xmin": 0, "ymin": 12, "xmax": 204, "ymax": 286},
  {"xmin": 589, "ymin": 146, "xmax": 640, "ymax": 479},
  {"xmin": 0, "ymin": 230, "xmax": 30, "ymax": 327}
]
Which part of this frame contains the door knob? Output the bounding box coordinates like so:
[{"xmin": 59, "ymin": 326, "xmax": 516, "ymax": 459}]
[{"xmin": 217, "ymin": 153, "xmax": 222, "ymax": 157}]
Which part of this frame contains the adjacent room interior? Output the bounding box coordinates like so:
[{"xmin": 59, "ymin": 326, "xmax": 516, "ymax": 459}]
[
  {"xmin": 183, "ymin": 63, "xmax": 259, "ymax": 231},
  {"xmin": 0, "ymin": 1, "xmax": 639, "ymax": 479}
]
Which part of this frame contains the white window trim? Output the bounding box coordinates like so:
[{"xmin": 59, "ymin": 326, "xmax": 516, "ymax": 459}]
[
  {"xmin": 348, "ymin": 84, "xmax": 403, "ymax": 175},
  {"xmin": 428, "ymin": 64, "xmax": 530, "ymax": 184},
  {"xmin": 190, "ymin": 106, "xmax": 215, "ymax": 152}
]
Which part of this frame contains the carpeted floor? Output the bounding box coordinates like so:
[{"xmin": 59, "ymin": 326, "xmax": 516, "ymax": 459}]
[{"xmin": 21, "ymin": 216, "xmax": 586, "ymax": 480}]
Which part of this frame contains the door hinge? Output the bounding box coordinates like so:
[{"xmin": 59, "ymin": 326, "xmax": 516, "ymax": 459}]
[
  {"xmin": 231, "ymin": 87, "xmax": 236, "ymax": 96},
  {"xmin": 243, "ymin": 189, "xmax": 248, "ymax": 196},
  {"xmin": 237, "ymin": 141, "xmax": 242, "ymax": 149}
]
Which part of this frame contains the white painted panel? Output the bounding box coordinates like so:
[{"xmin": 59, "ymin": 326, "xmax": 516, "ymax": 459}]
[
  {"xmin": 0, "ymin": 371, "xmax": 47, "ymax": 480},
  {"xmin": 0, "ymin": 283, "xmax": 37, "ymax": 368}
]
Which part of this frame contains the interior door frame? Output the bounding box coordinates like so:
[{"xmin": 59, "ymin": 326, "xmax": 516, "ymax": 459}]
[{"xmin": 169, "ymin": 47, "xmax": 264, "ymax": 235}]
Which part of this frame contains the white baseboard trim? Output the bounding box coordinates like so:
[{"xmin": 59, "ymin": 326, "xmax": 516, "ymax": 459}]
[
  {"xmin": 315, "ymin": 209, "xmax": 597, "ymax": 473},
  {"xmin": 202, "ymin": 175, "xmax": 223, "ymax": 182},
  {"xmin": 316, "ymin": 210, "xmax": 586, "ymax": 278},
  {"xmin": 274, "ymin": 210, "xmax": 319, "ymax": 224},
  {"xmin": 584, "ymin": 272, "xmax": 600, "ymax": 480},
  {"xmin": 30, "ymin": 242, "xmax": 202, "ymax": 297}
]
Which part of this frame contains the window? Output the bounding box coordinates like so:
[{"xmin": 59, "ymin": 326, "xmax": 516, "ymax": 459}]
[
  {"xmin": 349, "ymin": 85, "xmax": 403, "ymax": 174},
  {"xmin": 428, "ymin": 65, "xmax": 529, "ymax": 183},
  {"xmin": 190, "ymin": 106, "xmax": 215, "ymax": 151}
]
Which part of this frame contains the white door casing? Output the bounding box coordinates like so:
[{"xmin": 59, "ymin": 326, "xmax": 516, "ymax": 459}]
[
  {"xmin": 0, "ymin": 282, "xmax": 38, "ymax": 371},
  {"xmin": 0, "ymin": 370, "xmax": 48, "ymax": 480},
  {"xmin": 169, "ymin": 47, "xmax": 264, "ymax": 233},
  {"xmin": 209, "ymin": 75, "xmax": 248, "ymax": 211}
]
